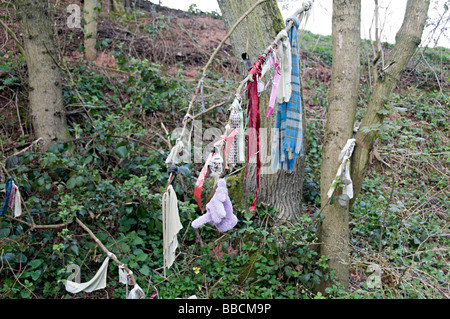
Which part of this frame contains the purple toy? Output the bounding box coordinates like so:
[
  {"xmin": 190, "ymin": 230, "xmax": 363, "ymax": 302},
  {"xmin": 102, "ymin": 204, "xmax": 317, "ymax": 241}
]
[{"xmin": 191, "ymin": 178, "xmax": 238, "ymax": 232}]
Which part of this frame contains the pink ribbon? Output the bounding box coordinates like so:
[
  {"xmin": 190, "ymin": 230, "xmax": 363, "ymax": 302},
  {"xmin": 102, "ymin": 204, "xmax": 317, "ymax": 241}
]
[
  {"xmin": 216, "ymin": 128, "xmax": 239, "ymax": 169},
  {"xmin": 266, "ymin": 47, "xmax": 280, "ymax": 118},
  {"xmin": 194, "ymin": 128, "xmax": 239, "ymax": 211}
]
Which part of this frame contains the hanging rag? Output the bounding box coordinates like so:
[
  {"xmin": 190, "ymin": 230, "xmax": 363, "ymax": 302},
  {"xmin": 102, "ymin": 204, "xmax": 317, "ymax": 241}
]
[
  {"xmin": 127, "ymin": 284, "xmax": 146, "ymax": 299},
  {"xmin": 276, "ymin": 29, "xmax": 292, "ymax": 104},
  {"xmin": 192, "ymin": 178, "xmax": 237, "ymax": 232},
  {"xmin": 245, "ymin": 56, "xmax": 265, "ymax": 211},
  {"xmin": 264, "ymin": 46, "xmax": 281, "ymax": 118},
  {"xmin": 327, "ymin": 138, "xmax": 356, "ymax": 204},
  {"xmin": 228, "ymin": 97, "xmax": 245, "ymax": 166},
  {"xmin": 271, "ymin": 17, "xmax": 304, "ymax": 171},
  {"xmin": 165, "ymin": 140, "xmax": 186, "ymax": 165},
  {"xmin": 1, "ymin": 178, "xmax": 21, "ymax": 217},
  {"xmin": 65, "ymin": 255, "xmax": 111, "ymax": 294},
  {"xmin": 118, "ymin": 264, "xmax": 130, "ymax": 285},
  {"xmin": 194, "ymin": 129, "xmax": 238, "ymax": 212},
  {"xmin": 13, "ymin": 182, "xmax": 22, "ymax": 218},
  {"xmin": 162, "ymin": 184, "xmax": 183, "ymax": 273}
]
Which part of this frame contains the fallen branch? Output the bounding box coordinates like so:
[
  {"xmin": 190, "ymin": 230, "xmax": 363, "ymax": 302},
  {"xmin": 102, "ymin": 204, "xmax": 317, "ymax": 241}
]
[{"xmin": 75, "ymin": 217, "xmax": 145, "ymax": 299}]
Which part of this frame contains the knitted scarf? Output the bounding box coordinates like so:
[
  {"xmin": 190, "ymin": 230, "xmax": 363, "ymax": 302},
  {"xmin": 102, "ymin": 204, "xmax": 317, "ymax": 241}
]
[{"xmin": 272, "ymin": 17, "xmax": 304, "ymax": 171}]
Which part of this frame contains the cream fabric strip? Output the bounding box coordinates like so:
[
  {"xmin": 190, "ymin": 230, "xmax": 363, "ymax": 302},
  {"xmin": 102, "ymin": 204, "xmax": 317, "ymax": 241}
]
[
  {"xmin": 276, "ymin": 29, "xmax": 292, "ymax": 103},
  {"xmin": 327, "ymin": 138, "xmax": 356, "ymax": 200},
  {"xmin": 65, "ymin": 256, "xmax": 110, "ymax": 294},
  {"xmin": 162, "ymin": 185, "xmax": 183, "ymax": 274}
]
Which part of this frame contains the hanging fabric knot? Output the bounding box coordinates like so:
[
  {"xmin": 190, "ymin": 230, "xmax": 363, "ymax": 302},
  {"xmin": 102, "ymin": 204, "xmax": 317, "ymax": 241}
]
[
  {"xmin": 194, "ymin": 128, "xmax": 238, "ymax": 212},
  {"xmin": 228, "ymin": 97, "xmax": 245, "ymax": 167},
  {"xmin": 276, "ymin": 29, "xmax": 292, "ymax": 104},
  {"xmin": 327, "ymin": 138, "xmax": 356, "ymax": 206},
  {"xmin": 265, "ymin": 44, "xmax": 281, "ymax": 118},
  {"xmin": 165, "ymin": 139, "xmax": 186, "ymax": 165},
  {"xmin": 244, "ymin": 56, "xmax": 265, "ymax": 211},
  {"xmin": 183, "ymin": 113, "xmax": 194, "ymax": 124},
  {"xmin": 208, "ymin": 152, "xmax": 223, "ymax": 178},
  {"xmin": 214, "ymin": 128, "xmax": 239, "ymax": 170},
  {"xmin": 167, "ymin": 164, "xmax": 179, "ymax": 187},
  {"xmin": 162, "ymin": 183, "xmax": 182, "ymax": 276},
  {"xmin": 1, "ymin": 178, "xmax": 22, "ymax": 217}
]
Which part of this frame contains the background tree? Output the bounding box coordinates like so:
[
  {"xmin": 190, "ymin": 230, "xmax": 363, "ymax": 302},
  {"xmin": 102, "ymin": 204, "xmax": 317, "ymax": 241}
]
[
  {"xmin": 84, "ymin": 0, "xmax": 99, "ymax": 61},
  {"xmin": 14, "ymin": 0, "xmax": 68, "ymax": 150},
  {"xmin": 217, "ymin": 0, "xmax": 307, "ymax": 221},
  {"xmin": 319, "ymin": 0, "xmax": 361, "ymax": 292},
  {"xmin": 350, "ymin": 0, "xmax": 432, "ymax": 207},
  {"xmin": 319, "ymin": 0, "xmax": 431, "ymax": 292}
]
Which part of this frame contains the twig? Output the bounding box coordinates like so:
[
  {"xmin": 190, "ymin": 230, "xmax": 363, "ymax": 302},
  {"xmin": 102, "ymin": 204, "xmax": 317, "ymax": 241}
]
[
  {"xmin": 174, "ymin": 0, "xmax": 270, "ymax": 156},
  {"xmin": 192, "ymin": 101, "xmax": 228, "ymax": 119},
  {"xmin": 75, "ymin": 217, "xmax": 145, "ymax": 299},
  {"xmin": 14, "ymin": 90, "xmax": 24, "ymax": 136},
  {"xmin": 235, "ymin": 1, "xmax": 313, "ymax": 95},
  {"xmin": 419, "ymin": 47, "xmax": 444, "ymax": 96},
  {"xmin": 0, "ymin": 19, "xmax": 25, "ymax": 56}
]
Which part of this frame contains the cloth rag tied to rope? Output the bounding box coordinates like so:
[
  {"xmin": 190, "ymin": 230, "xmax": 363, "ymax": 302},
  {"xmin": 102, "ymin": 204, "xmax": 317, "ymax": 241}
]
[
  {"xmin": 194, "ymin": 129, "xmax": 239, "ymax": 212},
  {"xmin": 271, "ymin": 16, "xmax": 304, "ymax": 171},
  {"xmin": 162, "ymin": 184, "xmax": 183, "ymax": 274},
  {"xmin": 276, "ymin": 29, "xmax": 292, "ymax": 104},
  {"xmin": 1, "ymin": 178, "xmax": 22, "ymax": 217},
  {"xmin": 327, "ymin": 138, "xmax": 356, "ymax": 203},
  {"xmin": 245, "ymin": 56, "xmax": 265, "ymax": 211},
  {"xmin": 65, "ymin": 254, "xmax": 111, "ymax": 294},
  {"xmin": 228, "ymin": 97, "xmax": 245, "ymax": 166},
  {"xmin": 264, "ymin": 45, "xmax": 281, "ymax": 118}
]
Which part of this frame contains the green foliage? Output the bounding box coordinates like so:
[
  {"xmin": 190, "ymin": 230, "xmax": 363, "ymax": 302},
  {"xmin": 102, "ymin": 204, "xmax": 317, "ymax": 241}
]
[
  {"xmin": 155, "ymin": 204, "xmax": 327, "ymax": 299},
  {"xmin": 187, "ymin": 4, "xmax": 221, "ymax": 19}
]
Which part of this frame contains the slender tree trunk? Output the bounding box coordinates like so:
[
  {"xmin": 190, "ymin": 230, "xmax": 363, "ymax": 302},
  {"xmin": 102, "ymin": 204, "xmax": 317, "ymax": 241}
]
[
  {"xmin": 318, "ymin": 0, "xmax": 361, "ymax": 292},
  {"xmin": 217, "ymin": 0, "xmax": 306, "ymax": 221},
  {"xmin": 112, "ymin": 0, "xmax": 124, "ymax": 12},
  {"xmin": 84, "ymin": 0, "xmax": 99, "ymax": 61},
  {"xmin": 14, "ymin": 0, "xmax": 67, "ymax": 150},
  {"xmin": 350, "ymin": 0, "xmax": 431, "ymax": 208}
]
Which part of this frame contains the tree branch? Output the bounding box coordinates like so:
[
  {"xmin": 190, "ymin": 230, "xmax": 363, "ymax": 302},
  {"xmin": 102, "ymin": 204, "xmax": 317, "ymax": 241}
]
[{"xmin": 0, "ymin": 18, "xmax": 25, "ymax": 56}]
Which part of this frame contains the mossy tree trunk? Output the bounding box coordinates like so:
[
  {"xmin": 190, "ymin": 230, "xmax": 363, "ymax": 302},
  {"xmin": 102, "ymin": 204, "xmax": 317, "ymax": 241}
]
[
  {"xmin": 217, "ymin": 0, "xmax": 306, "ymax": 221},
  {"xmin": 318, "ymin": 0, "xmax": 361, "ymax": 292},
  {"xmin": 14, "ymin": 0, "xmax": 68, "ymax": 150},
  {"xmin": 350, "ymin": 0, "xmax": 431, "ymax": 207}
]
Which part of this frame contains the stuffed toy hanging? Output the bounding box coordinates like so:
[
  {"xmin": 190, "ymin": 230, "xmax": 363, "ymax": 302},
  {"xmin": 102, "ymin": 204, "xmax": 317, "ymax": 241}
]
[
  {"xmin": 192, "ymin": 178, "xmax": 237, "ymax": 232},
  {"xmin": 194, "ymin": 129, "xmax": 238, "ymax": 212}
]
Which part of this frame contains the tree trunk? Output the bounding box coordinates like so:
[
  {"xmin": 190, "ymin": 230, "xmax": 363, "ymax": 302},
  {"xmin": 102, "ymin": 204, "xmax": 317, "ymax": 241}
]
[
  {"xmin": 318, "ymin": 0, "xmax": 361, "ymax": 292},
  {"xmin": 350, "ymin": 0, "xmax": 431, "ymax": 208},
  {"xmin": 112, "ymin": 0, "xmax": 124, "ymax": 12},
  {"xmin": 84, "ymin": 0, "xmax": 99, "ymax": 61},
  {"xmin": 14, "ymin": 0, "xmax": 67, "ymax": 150},
  {"xmin": 217, "ymin": 0, "xmax": 306, "ymax": 221}
]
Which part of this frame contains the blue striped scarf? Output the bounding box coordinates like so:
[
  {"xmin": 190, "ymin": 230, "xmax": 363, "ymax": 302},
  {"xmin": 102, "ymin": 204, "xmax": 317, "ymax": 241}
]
[
  {"xmin": 1, "ymin": 178, "xmax": 12, "ymax": 216},
  {"xmin": 272, "ymin": 17, "xmax": 304, "ymax": 171}
]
